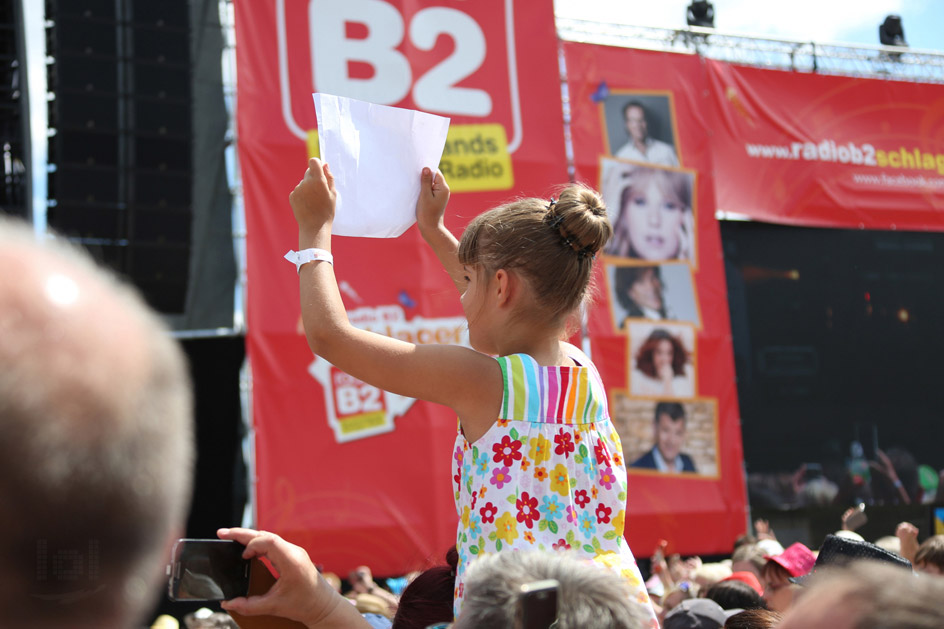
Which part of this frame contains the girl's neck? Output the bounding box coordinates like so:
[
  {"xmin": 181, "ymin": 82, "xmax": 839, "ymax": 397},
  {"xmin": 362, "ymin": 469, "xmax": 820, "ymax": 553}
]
[
  {"xmin": 488, "ymin": 272, "xmax": 575, "ymax": 366},
  {"xmin": 494, "ymin": 324, "xmax": 573, "ymax": 367}
]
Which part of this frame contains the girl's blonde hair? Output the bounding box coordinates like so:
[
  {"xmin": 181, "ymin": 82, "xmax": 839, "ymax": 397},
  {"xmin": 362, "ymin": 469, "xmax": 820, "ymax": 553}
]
[{"xmin": 457, "ymin": 183, "xmax": 611, "ymax": 322}]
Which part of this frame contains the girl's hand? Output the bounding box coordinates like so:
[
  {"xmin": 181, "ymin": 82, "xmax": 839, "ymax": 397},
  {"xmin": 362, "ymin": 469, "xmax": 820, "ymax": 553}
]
[
  {"xmin": 416, "ymin": 167, "xmax": 450, "ymax": 235},
  {"xmin": 289, "ymin": 158, "xmax": 337, "ymax": 233}
]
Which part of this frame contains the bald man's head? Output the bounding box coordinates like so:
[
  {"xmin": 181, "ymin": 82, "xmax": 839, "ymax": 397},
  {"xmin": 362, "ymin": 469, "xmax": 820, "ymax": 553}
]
[{"xmin": 0, "ymin": 218, "xmax": 194, "ymax": 628}]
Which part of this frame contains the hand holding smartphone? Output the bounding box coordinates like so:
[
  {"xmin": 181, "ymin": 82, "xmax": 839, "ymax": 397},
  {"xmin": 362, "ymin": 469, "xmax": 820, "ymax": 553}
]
[{"xmin": 167, "ymin": 539, "xmax": 251, "ymax": 602}]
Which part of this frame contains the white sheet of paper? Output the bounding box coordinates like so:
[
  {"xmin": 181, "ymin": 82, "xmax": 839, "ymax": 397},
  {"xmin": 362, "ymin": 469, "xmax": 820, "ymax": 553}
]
[{"xmin": 313, "ymin": 93, "xmax": 451, "ymax": 238}]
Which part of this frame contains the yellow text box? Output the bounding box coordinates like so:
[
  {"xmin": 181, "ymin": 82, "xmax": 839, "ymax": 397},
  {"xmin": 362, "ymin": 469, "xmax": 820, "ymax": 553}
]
[
  {"xmin": 307, "ymin": 130, "xmax": 320, "ymax": 159},
  {"xmin": 338, "ymin": 411, "xmax": 386, "ymax": 435},
  {"xmin": 439, "ymin": 123, "xmax": 513, "ymax": 192}
]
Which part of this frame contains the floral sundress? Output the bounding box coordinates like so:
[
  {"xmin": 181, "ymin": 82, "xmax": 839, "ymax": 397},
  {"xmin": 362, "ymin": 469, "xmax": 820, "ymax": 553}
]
[{"xmin": 451, "ymin": 349, "xmax": 657, "ymax": 626}]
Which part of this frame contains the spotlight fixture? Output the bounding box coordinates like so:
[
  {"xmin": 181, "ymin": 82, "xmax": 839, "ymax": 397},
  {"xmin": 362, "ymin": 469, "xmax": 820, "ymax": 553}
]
[
  {"xmin": 686, "ymin": 1, "xmax": 715, "ymax": 29},
  {"xmin": 879, "ymin": 14, "xmax": 907, "ymax": 47}
]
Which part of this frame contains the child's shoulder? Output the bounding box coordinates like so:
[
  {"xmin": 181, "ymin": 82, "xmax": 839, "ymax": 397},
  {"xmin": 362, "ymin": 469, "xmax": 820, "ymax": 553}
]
[
  {"xmin": 561, "ymin": 341, "xmax": 593, "ymax": 366},
  {"xmin": 495, "ymin": 343, "xmax": 594, "ymax": 367}
]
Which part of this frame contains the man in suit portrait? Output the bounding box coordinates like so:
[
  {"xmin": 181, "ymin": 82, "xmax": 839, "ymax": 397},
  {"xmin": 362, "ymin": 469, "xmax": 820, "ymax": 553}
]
[{"xmin": 631, "ymin": 402, "xmax": 697, "ymax": 473}]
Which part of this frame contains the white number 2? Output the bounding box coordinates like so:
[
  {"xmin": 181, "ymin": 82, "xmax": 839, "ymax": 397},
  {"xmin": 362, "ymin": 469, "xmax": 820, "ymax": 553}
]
[
  {"xmin": 410, "ymin": 8, "xmax": 491, "ymax": 116},
  {"xmin": 310, "ymin": 0, "xmax": 492, "ymax": 116}
]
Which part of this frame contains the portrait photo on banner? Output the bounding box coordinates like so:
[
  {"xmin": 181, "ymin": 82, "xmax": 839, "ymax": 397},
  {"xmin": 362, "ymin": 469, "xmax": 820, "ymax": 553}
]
[
  {"xmin": 626, "ymin": 320, "xmax": 696, "ymax": 399},
  {"xmin": 601, "ymin": 92, "xmax": 681, "ymax": 167},
  {"xmin": 610, "ymin": 395, "xmax": 718, "ymax": 478},
  {"xmin": 599, "ymin": 157, "xmax": 697, "ymax": 265},
  {"xmin": 606, "ymin": 262, "xmax": 700, "ymax": 329}
]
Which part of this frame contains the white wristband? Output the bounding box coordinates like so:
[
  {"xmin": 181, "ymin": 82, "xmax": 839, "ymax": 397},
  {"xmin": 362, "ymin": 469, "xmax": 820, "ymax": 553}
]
[{"xmin": 284, "ymin": 248, "xmax": 334, "ymax": 273}]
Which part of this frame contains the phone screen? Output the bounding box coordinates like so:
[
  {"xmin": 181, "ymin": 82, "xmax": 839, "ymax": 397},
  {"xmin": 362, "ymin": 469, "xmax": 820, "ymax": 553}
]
[
  {"xmin": 168, "ymin": 539, "xmax": 250, "ymax": 601},
  {"xmin": 517, "ymin": 579, "xmax": 559, "ymax": 629}
]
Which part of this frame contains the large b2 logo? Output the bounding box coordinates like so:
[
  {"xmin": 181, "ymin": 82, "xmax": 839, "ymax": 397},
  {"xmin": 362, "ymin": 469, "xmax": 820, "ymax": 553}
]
[{"xmin": 276, "ymin": 0, "xmax": 524, "ymax": 153}]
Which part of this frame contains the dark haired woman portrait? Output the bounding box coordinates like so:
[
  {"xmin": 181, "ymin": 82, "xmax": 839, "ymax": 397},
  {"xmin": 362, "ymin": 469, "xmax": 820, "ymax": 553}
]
[
  {"xmin": 613, "ymin": 265, "xmax": 668, "ymax": 326},
  {"xmin": 631, "ymin": 328, "xmax": 693, "ymax": 397}
]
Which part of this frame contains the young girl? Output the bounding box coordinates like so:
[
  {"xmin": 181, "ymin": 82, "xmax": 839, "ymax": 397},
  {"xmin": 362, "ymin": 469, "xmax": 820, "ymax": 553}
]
[{"xmin": 288, "ymin": 158, "xmax": 657, "ymax": 624}]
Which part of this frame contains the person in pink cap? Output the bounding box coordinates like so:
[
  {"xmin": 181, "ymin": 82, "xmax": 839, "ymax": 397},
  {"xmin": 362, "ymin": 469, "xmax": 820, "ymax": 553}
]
[{"xmin": 760, "ymin": 542, "xmax": 815, "ymax": 613}]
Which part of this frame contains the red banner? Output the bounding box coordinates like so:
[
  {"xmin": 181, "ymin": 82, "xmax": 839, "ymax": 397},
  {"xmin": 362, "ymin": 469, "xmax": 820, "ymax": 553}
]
[
  {"xmin": 563, "ymin": 42, "xmax": 747, "ymax": 557},
  {"xmin": 706, "ymin": 60, "xmax": 944, "ymax": 230},
  {"xmin": 235, "ymin": 0, "xmax": 567, "ymax": 576}
]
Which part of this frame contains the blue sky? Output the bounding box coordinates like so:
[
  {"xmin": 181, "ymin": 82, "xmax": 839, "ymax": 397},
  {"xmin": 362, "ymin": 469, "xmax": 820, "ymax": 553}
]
[
  {"xmin": 554, "ymin": 0, "xmax": 943, "ymax": 52},
  {"xmin": 21, "ymin": 1, "xmax": 943, "ymax": 219}
]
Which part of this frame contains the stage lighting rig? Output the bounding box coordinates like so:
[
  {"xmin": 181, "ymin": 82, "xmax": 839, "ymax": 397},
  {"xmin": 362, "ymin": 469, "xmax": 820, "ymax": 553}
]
[
  {"xmin": 879, "ymin": 14, "xmax": 907, "ymax": 47},
  {"xmin": 686, "ymin": 1, "xmax": 715, "ymax": 29}
]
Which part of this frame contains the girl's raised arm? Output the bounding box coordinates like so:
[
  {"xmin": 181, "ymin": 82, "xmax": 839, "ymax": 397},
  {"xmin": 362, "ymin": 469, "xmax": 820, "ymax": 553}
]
[
  {"xmin": 416, "ymin": 167, "xmax": 466, "ymax": 294},
  {"xmin": 291, "ymin": 159, "xmax": 500, "ymax": 436}
]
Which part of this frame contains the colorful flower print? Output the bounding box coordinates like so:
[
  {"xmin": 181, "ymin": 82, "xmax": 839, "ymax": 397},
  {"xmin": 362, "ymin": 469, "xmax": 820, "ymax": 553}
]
[
  {"xmin": 578, "ymin": 510, "xmax": 597, "ymax": 539},
  {"xmin": 516, "ymin": 492, "xmax": 541, "ymax": 529},
  {"xmin": 599, "ymin": 466, "xmax": 617, "ymax": 490},
  {"xmin": 494, "ymin": 512, "xmax": 519, "ymax": 544},
  {"xmin": 565, "ymin": 505, "xmax": 579, "ymax": 523},
  {"xmin": 492, "ymin": 435, "xmax": 523, "ymax": 467},
  {"xmin": 549, "ymin": 463, "xmax": 570, "ymax": 496},
  {"xmin": 490, "ymin": 466, "xmax": 512, "ymax": 490},
  {"xmin": 529, "ymin": 434, "xmax": 552, "ymax": 464},
  {"xmin": 479, "ymin": 501, "xmax": 498, "ymax": 524},
  {"xmin": 595, "ymin": 503, "xmax": 612, "ymax": 524},
  {"xmin": 474, "ymin": 449, "xmax": 490, "ymax": 477},
  {"xmin": 534, "ymin": 467, "xmax": 549, "ymax": 482},
  {"xmin": 468, "ymin": 512, "xmax": 482, "ymax": 537},
  {"xmin": 594, "ymin": 438, "xmax": 611, "ymax": 465},
  {"xmin": 611, "ymin": 510, "xmax": 626, "ymax": 536},
  {"xmin": 553, "ymin": 428, "xmax": 575, "ymax": 458},
  {"xmin": 539, "ymin": 495, "xmax": 564, "ymax": 522},
  {"xmin": 574, "ymin": 489, "xmax": 591, "ymax": 508}
]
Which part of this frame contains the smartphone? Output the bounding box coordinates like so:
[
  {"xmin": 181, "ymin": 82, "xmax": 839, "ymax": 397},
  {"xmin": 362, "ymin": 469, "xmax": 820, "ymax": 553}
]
[
  {"xmin": 845, "ymin": 503, "xmax": 868, "ymax": 530},
  {"xmin": 516, "ymin": 579, "xmax": 559, "ymax": 629},
  {"xmin": 167, "ymin": 539, "xmax": 251, "ymax": 602}
]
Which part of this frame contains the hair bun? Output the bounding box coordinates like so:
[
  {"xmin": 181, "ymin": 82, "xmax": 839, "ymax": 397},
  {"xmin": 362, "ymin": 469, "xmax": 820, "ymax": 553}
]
[{"xmin": 553, "ymin": 183, "xmax": 612, "ymax": 256}]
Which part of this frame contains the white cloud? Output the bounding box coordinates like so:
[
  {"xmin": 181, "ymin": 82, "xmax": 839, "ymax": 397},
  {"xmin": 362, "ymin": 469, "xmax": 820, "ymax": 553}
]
[{"xmin": 714, "ymin": 0, "xmax": 907, "ymax": 43}]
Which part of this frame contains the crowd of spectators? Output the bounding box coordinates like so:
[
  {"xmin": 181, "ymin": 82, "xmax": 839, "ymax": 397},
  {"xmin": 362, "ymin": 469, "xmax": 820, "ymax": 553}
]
[
  {"xmin": 142, "ymin": 515, "xmax": 944, "ymax": 629},
  {"xmin": 4, "ymin": 213, "xmax": 944, "ymax": 629}
]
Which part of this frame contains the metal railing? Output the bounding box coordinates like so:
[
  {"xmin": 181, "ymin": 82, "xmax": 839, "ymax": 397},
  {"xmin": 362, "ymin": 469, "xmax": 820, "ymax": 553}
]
[{"xmin": 557, "ymin": 18, "xmax": 944, "ymax": 84}]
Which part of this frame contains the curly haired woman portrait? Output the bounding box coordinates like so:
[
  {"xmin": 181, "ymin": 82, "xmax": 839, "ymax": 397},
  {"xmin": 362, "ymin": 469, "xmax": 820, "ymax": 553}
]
[{"xmin": 631, "ymin": 328, "xmax": 694, "ymax": 397}]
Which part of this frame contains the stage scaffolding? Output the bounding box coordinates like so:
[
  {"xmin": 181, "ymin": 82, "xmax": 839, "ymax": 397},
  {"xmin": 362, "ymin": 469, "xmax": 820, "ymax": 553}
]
[{"xmin": 557, "ymin": 18, "xmax": 944, "ymax": 84}]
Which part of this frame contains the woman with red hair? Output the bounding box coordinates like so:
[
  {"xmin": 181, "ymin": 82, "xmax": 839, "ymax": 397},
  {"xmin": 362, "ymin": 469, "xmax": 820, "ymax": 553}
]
[{"xmin": 631, "ymin": 328, "xmax": 693, "ymax": 397}]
